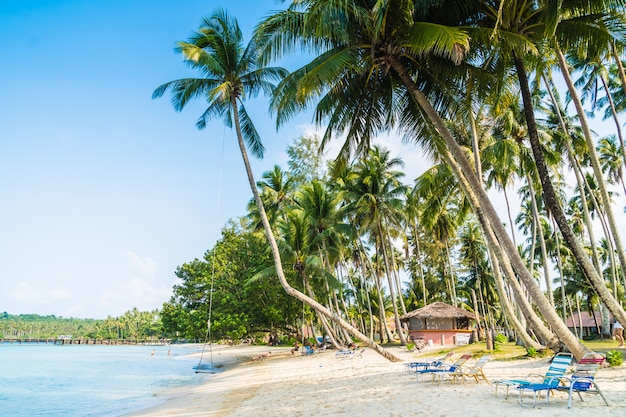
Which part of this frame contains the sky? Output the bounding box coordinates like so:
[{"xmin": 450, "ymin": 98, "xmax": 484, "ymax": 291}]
[
  {"xmin": 0, "ymin": 0, "xmax": 429, "ymax": 319},
  {"xmin": 1, "ymin": 1, "xmax": 624, "ymax": 320}
]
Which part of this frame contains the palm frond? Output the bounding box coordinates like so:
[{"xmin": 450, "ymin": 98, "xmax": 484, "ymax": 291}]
[{"xmin": 237, "ymin": 104, "xmax": 265, "ymax": 159}]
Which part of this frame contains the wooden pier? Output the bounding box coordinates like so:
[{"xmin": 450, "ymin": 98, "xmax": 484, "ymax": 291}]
[{"xmin": 0, "ymin": 338, "xmax": 171, "ymax": 345}]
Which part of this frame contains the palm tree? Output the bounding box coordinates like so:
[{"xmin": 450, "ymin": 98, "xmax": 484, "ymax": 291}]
[
  {"xmin": 465, "ymin": 0, "xmax": 626, "ymax": 348},
  {"xmin": 343, "ymin": 147, "xmax": 409, "ymax": 344},
  {"xmin": 246, "ymin": 165, "xmax": 295, "ymax": 232},
  {"xmin": 598, "ymin": 136, "xmax": 626, "ymax": 197},
  {"xmin": 256, "ymin": 0, "xmax": 578, "ymax": 355},
  {"xmin": 154, "ymin": 9, "xmax": 401, "ymax": 361}
]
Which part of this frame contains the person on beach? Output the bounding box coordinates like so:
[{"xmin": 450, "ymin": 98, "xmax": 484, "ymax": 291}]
[
  {"xmin": 291, "ymin": 341, "xmax": 300, "ymax": 355},
  {"xmin": 614, "ymin": 320, "xmax": 624, "ymax": 347}
]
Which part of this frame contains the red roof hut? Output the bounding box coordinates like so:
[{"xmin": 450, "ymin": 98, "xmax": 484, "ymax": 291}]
[{"xmin": 400, "ymin": 302, "xmax": 477, "ymax": 346}]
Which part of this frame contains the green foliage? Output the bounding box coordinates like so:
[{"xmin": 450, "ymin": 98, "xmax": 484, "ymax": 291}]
[
  {"xmin": 0, "ymin": 310, "xmax": 162, "ymax": 340},
  {"xmin": 526, "ymin": 347, "xmax": 538, "ymax": 358},
  {"xmin": 160, "ymin": 225, "xmax": 301, "ymax": 341},
  {"xmin": 606, "ymin": 350, "xmax": 623, "ymax": 367},
  {"xmin": 495, "ymin": 333, "xmax": 508, "ymax": 344}
]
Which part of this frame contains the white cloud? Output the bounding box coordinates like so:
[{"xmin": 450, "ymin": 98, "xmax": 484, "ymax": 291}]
[{"xmin": 121, "ymin": 251, "xmax": 158, "ymax": 277}]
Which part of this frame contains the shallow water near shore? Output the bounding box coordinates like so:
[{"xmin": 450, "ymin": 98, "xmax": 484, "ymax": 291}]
[{"xmin": 0, "ymin": 343, "xmax": 211, "ymax": 416}]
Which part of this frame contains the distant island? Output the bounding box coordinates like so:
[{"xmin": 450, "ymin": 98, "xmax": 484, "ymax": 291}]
[{"xmin": 0, "ymin": 310, "xmax": 164, "ymax": 341}]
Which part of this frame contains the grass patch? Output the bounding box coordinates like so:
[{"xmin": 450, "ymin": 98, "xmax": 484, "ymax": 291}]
[{"xmin": 408, "ymin": 341, "xmax": 533, "ymax": 361}]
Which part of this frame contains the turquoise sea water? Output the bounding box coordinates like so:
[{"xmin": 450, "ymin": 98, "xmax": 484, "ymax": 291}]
[{"xmin": 0, "ymin": 343, "xmax": 211, "ymax": 417}]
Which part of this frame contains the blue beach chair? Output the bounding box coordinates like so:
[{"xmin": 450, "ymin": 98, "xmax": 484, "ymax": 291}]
[
  {"xmin": 555, "ymin": 353, "xmax": 609, "ymax": 408},
  {"xmin": 404, "ymin": 352, "xmax": 454, "ymax": 372},
  {"xmin": 416, "ymin": 354, "xmax": 472, "ymax": 382},
  {"xmin": 515, "ymin": 353, "xmax": 575, "ymax": 407},
  {"xmin": 493, "ymin": 352, "xmax": 572, "ymax": 399}
]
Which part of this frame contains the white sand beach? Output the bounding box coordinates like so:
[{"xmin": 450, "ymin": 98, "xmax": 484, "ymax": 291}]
[{"xmin": 127, "ymin": 345, "xmax": 626, "ymax": 416}]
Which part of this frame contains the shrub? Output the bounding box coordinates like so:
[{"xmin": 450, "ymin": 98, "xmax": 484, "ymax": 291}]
[
  {"xmin": 526, "ymin": 347, "xmax": 538, "ymax": 358},
  {"xmin": 606, "ymin": 350, "xmax": 623, "ymax": 367},
  {"xmin": 495, "ymin": 333, "xmax": 507, "ymax": 344}
]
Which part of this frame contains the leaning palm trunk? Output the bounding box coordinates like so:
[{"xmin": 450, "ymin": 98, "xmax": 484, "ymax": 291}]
[
  {"xmin": 303, "ymin": 278, "xmax": 342, "ymax": 349},
  {"xmin": 551, "ymin": 49, "xmax": 626, "ymax": 326},
  {"xmin": 231, "ymin": 99, "xmax": 401, "ymax": 362},
  {"xmin": 389, "ymin": 58, "xmax": 588, "ymax": 359},
  {"xmin": 446, "ymin": 146, "xmax": 545, "ymax": 349},
  {"xmin": 433, "ymin": 134, "xmax": 554, "ymax": 347},
  {"xmin": 486, "ymin": 241, "xmax": 543, "ymax": 349},
  {"xmin": 542, "ymin": 74, "xmax": 604, "ymax": 274},
  {"xmin": 528, "ymin": 177, "xmax": 555, "ymax": 307},
  {"xmin": 466, "ymin": 107, "xmax": 542, "ymax": 349}
]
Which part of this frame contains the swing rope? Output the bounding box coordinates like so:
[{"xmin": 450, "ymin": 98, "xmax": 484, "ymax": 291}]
[{"xmin": 195, "ymin": 125, "xmax": 226, "ymax": 374}]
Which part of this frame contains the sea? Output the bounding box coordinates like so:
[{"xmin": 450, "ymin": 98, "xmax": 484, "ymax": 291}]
[{"xmin": 0, "ymin": 343, "xmax": 214, "ymax": 417}]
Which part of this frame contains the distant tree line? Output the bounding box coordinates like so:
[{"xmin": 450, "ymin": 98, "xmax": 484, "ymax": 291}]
[{"xmin": 0, "ymin": 309, "xmax": 164, "ymax": 340}]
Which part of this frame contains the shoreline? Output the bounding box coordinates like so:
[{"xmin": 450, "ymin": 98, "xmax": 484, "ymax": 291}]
[{"xmin": 125, "ymin": 345, "xmax": 626, "ymax": 416}]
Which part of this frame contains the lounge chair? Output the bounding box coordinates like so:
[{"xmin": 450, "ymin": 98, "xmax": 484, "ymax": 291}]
[
  {"xmin": 494, "ymin": 352, "xmax": 572, "ymax": 399},
  {"xmin": 404, "ymin": 352, "xmax": 454, "ymax": 372},
  {"xmin": 335, "ymin": 348, "xmax": 364, "ymax": 359},
  {"xmin": 302, "ymin": 345, "xmax": 315, "ymax": 355},
  {"xmin": 517, "ymin": 352, "xmax": 567, "ymax": 408},
  {"xmin": 438, "ymin": 355, "xmax": 491, "ymax": 384},
  {"xmin": 415, "ymin": 354, "xmax": 472, "ymax": 382},
  {"xmin": 555, "ymin": 352, "xmax": 609, "ymax": 408}
]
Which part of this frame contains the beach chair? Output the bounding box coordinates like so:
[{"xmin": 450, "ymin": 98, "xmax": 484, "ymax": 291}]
[
  {"xmin": 404, "ymin": 352, "xmax": 454, "ymax": 372},
  {"xmin": 517, "ymin": 353, "xmax": 581, "ymax": 408},
  {"xmin": 439, "ymin": 355, "xmax": 491, "ymax": 384},
  {"xmin": 335, "ymin": 348, "xmax": 364, "ymax": 359},
  {"xmin": 555, "ymin": 352, "xmax": 609, "ymax": 408},
  {"xmin": 416, "ymin": 354, "xmax": 472, "ymax": 382},
  {"xmin": 494, "ymin": 353, "xmax": 572, "ymax": 399}
]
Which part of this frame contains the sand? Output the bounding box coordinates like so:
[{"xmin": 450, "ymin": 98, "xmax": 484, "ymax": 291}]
[{"xmin": 126, "ymin": 344, "xmax": 626, "ymax": 416}]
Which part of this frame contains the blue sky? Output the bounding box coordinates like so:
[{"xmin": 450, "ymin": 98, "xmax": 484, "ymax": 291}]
[
  {"xmin": 0, "ymin": 0, "xmax": 315, "ymax": 318},
  {"xmin": 2, "ymin": 1, "xmax": 624, "ymax": 320},
  {"xmin": 0, "ymin": 0, "xmax": 427, "ymax": 319}
]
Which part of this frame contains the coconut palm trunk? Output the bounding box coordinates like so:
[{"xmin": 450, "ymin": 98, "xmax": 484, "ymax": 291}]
[
  {"xmin": 389, "ymin": 57, "xmax": 588, "ymax": 358},
  {"xmin": 543, "ymin": 49, "xmax": 626, "ymax": 326},
  {"xmin": 229, "ymin": 97, "xmax": 400, "ymax": 361},
  {"xmin": 542, "ymin": 74, "xmax": 604, "ymax": 273}
]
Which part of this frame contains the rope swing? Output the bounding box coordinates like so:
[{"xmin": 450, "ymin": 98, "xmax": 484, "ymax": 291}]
[{"xmin": 194, "ymin": 126, "xmax": 227, "ymax": 374}]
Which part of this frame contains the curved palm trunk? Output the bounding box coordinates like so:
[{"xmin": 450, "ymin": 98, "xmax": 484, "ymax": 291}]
[
  {"xmin": 230, "ymin": 99, "xmax": 401, "ymax": 362},
  {"xmin": 389, "ymin": 58, "xmax": 587, "ymax": 359},
  {"xmin": 452, "ymin": 145, "xmax": 545, "ymax": 348},
  {"xmin": 304, "ymin": 281, "xmax": 342, "ymax": 349},
  {"xmin": 542, "ymin": 74, "xmax": 604, "ymax": 274},
  {"xmin": 487, "ymin": 241, "xmax": 543, "ymax": 349},
  {"xmin": 435, "ymin": 130, "xmax": 552, "ymax": 346},
  {"xmin": 550, "ymin": 49, "xmax": 626, "ymax": 326},
  {"xmin": 468, "ymin": 109, "xmax": 541, "ymax": 349}
]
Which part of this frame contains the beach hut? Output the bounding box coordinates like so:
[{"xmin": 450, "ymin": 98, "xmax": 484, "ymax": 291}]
[
  {"xmin": 565, "ymin": 310, "xmax": 603, "ymax": 338},
  {"xmin": 400, "ymin": 302, "xmax": 477, "ymax": 346}
]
